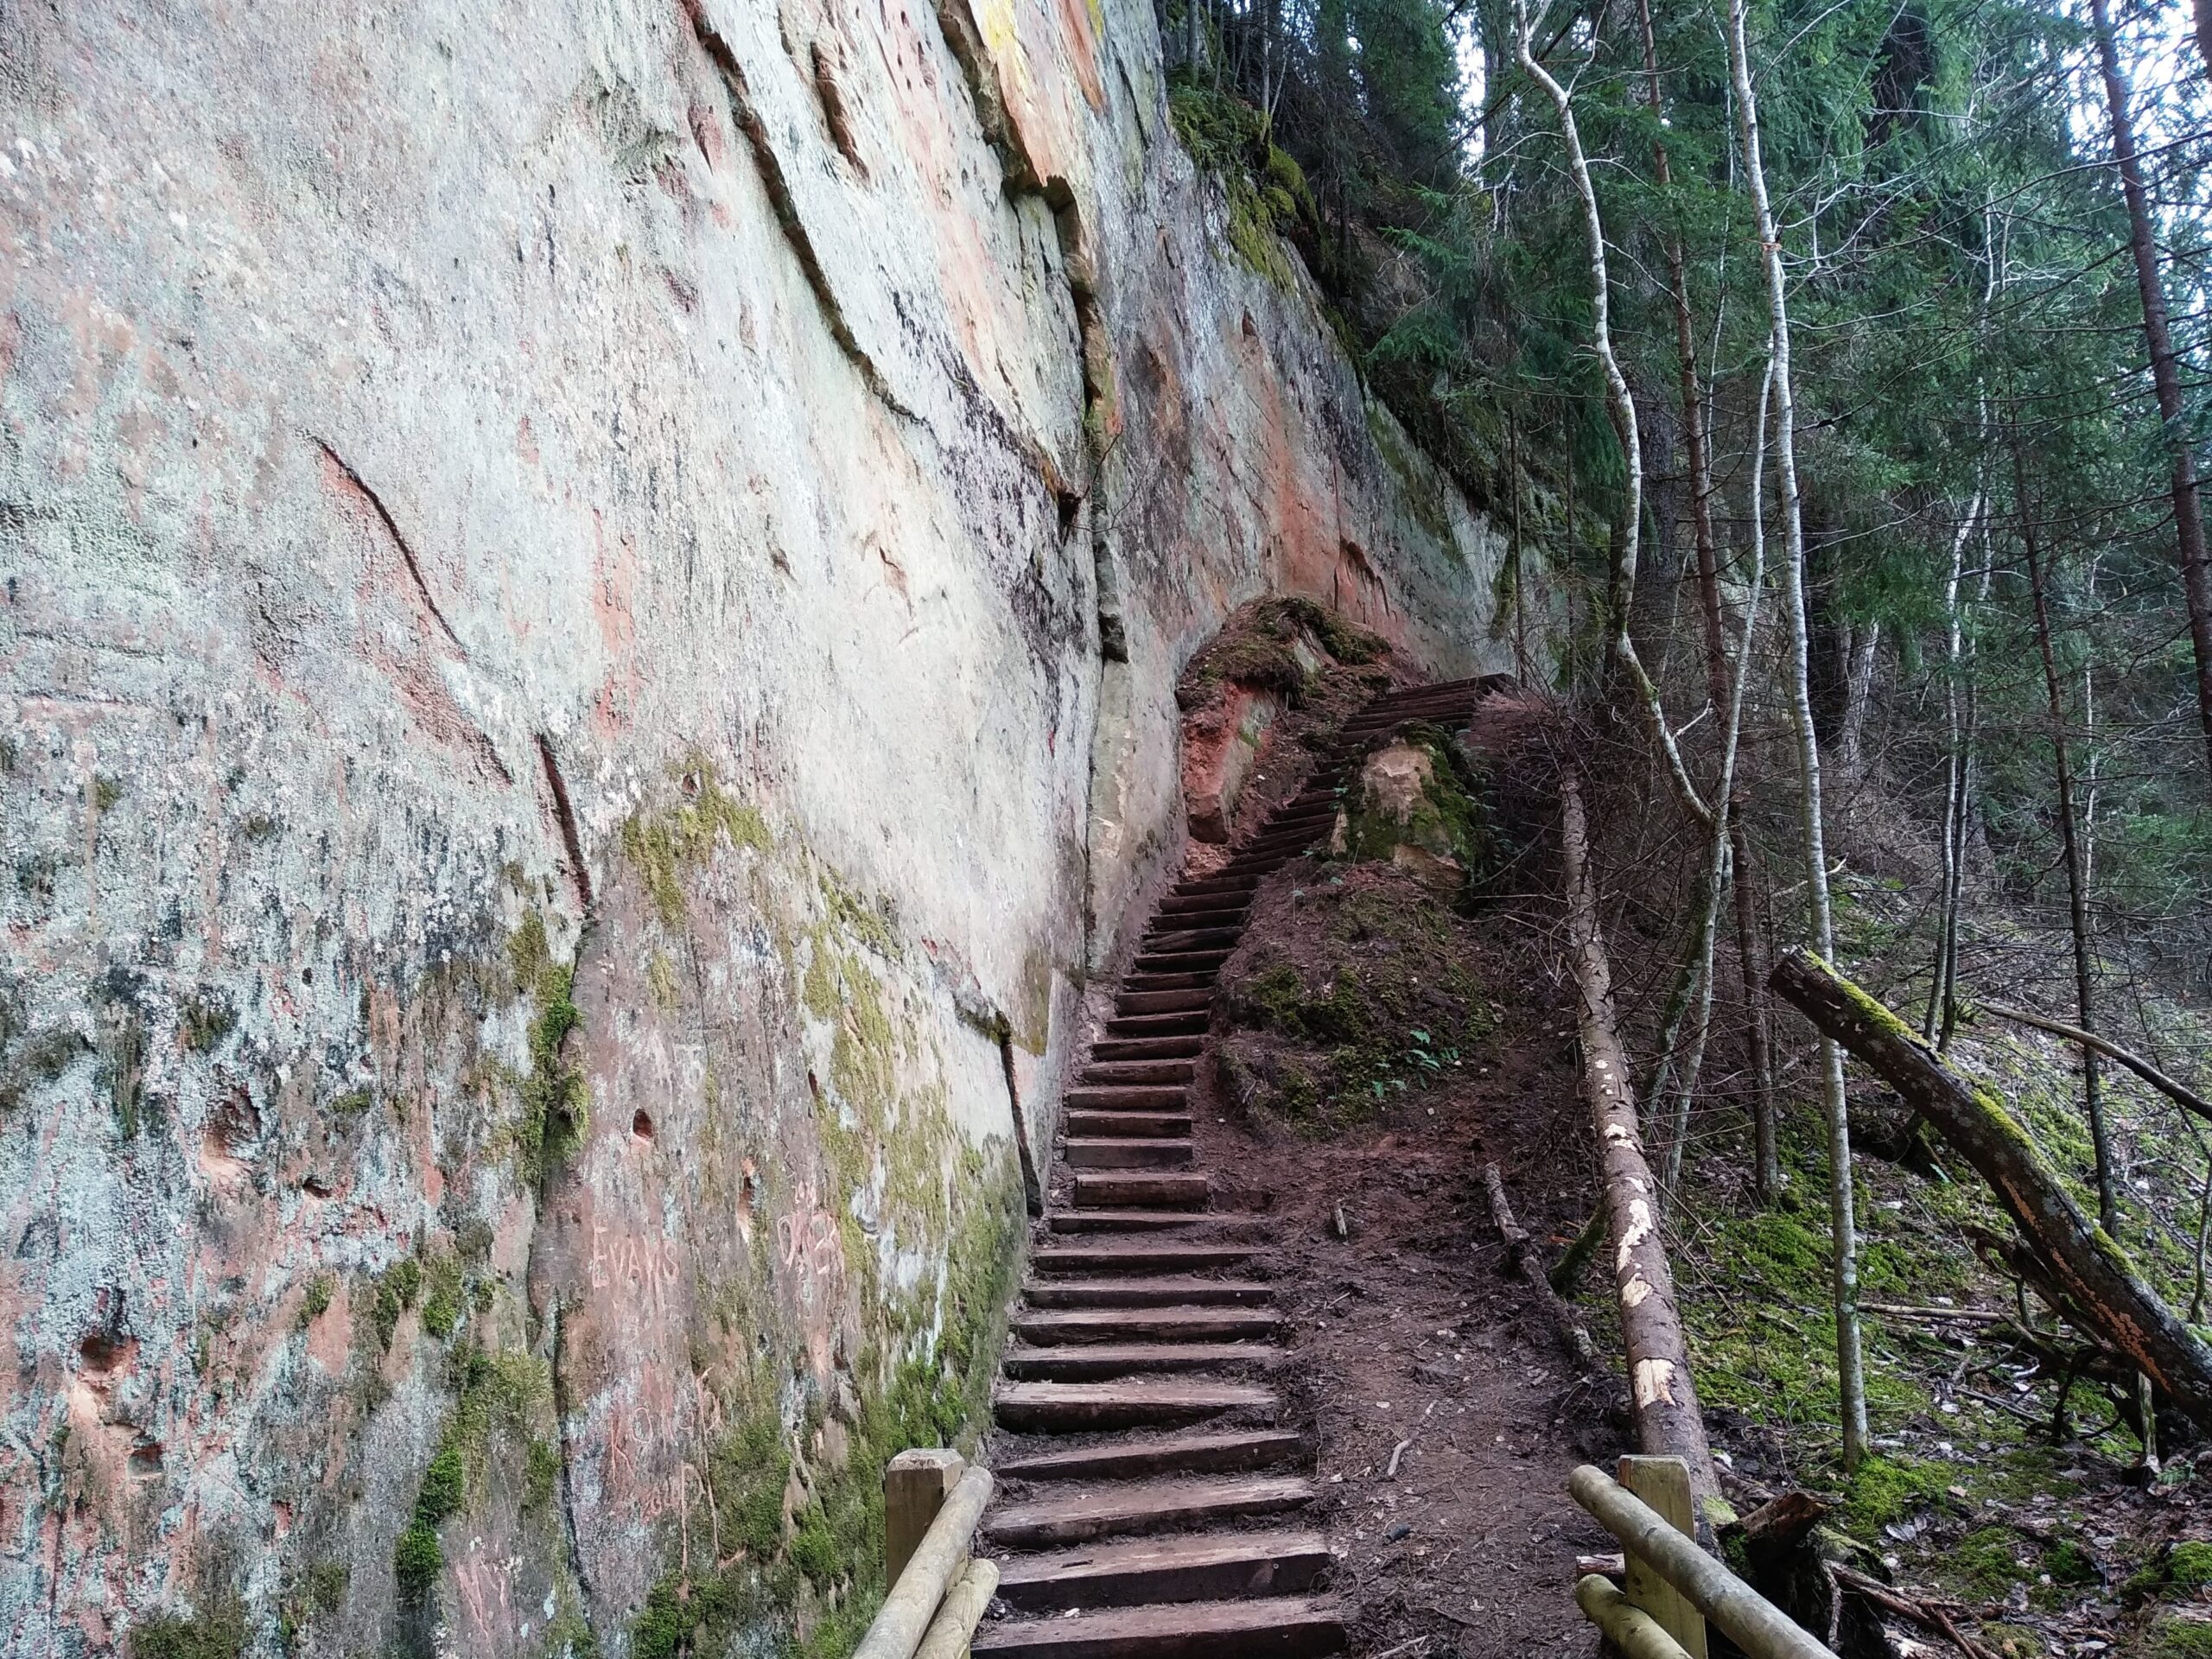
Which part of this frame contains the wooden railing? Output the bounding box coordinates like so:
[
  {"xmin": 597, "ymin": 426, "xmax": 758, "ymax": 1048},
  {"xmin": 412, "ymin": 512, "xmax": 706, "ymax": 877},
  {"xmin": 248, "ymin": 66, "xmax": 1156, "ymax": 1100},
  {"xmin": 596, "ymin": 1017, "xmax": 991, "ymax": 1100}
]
[
  {"xmin": 1571, "ymin": 1459, "xmax": 1834, "ymax": 1659},
  {"xmin": 853, "ymin": 1450, "xmax": 996, "ymax": 1659}
]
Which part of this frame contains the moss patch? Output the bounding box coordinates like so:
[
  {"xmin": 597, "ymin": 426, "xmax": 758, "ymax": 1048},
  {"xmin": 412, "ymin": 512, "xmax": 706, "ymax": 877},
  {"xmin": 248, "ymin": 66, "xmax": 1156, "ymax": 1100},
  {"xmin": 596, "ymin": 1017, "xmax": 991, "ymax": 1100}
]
[
  {"xmin": 1167, "ymin": 81, "xmax": 1319, "ymax": 291},
  {"xmin": 1176, "ymin": 596, "xmax": 1386, "ymax": 713},
  {"xmin": 126, "ymin": 1599, "xmax": 246, "ymax": 1659},
  {"xmin": 620, "ymin": 757, "xmax": 772, "ymax": 926}
]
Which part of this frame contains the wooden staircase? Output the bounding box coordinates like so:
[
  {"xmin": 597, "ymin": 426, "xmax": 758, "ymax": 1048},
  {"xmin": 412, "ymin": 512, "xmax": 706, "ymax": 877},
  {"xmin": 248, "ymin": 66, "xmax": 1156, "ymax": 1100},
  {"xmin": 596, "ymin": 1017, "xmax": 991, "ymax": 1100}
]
[{"xmin": 973, "ymin": 678, "xmax": 1492, "ymax": 1658}]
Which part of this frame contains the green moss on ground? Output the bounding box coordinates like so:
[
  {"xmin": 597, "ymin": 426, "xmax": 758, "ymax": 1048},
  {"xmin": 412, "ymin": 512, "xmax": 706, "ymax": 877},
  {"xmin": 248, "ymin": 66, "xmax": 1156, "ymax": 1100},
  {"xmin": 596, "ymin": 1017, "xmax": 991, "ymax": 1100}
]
[
  {"xmin": 1222, "ymin": 878, "xmax": 1494, "ymax": 1134},
  {"xmin": 1176, "ymin": 597, "xmax": 1385, "ymax": 712}
]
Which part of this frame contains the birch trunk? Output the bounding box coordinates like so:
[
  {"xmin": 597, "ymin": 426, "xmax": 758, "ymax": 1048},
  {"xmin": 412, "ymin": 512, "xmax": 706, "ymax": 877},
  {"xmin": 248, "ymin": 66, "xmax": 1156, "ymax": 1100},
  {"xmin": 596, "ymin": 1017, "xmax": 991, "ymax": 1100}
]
[
  {"xmin": 1560, "ymin": 772, "xmax": 1721, "ymax": 1518},
  {"xmin": 1724, "ymin": 0, "xmax": 1868, "ymax": 1469},
  {"xmin": 1516, "ymin": 2, "xmax": 1710, "ymax": 830}
]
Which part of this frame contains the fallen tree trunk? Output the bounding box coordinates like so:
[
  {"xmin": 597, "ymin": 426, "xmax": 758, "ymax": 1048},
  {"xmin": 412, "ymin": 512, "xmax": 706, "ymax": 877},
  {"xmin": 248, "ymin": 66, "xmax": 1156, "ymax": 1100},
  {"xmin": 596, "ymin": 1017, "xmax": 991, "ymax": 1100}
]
[
  {"xmin": 1769, "ymin": 950, "xmax": 2212, "ymax": 1429},
  {"xmin": 1977, "ymin": 1001, "xmax": 2212, "ymax": 1127},
  {"xmin": 1560, "ymin": 772, "xmax": 1722, "ymax": 1520}
]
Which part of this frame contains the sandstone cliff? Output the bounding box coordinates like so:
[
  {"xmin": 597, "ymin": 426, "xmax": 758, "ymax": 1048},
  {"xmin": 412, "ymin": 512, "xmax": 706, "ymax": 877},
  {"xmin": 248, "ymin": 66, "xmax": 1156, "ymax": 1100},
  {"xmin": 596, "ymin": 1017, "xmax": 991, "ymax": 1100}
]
[{"xmin": 0, "ymin": 0, "xmax": 1529, "ymax": 1649}]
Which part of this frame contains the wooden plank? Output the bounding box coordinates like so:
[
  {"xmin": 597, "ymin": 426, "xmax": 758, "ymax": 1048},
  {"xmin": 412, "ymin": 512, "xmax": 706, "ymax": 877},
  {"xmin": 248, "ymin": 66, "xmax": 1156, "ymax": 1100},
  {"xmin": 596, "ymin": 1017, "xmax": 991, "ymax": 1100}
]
[
  {"xmin": 983, "ymin": 1474, "xmax": 1315, "ymax": 1548},
  {"xmin": 1065, "ymin": 1087, "xmax": 1190, "ymax": 1110},
  {"xmin": 993, "ymin": 1379, "xmax": 1274, "ymax": 1433},
  {"xmin": 1062, "ymin": 1138, "xmax": 1195, "ymax": 1170},
  {"xmin": 1618, "ymin": 1456, "xmax": 1709, "ymax": 1659},
  {"xmin": 994, "ymin": 1428, "xmax": 1302, "ymax": 1483},
  {"xmin": 884, "ymin": 1448, "xmax": 964, "ymax": 1592},
  {"xmin": 1064, "ymin": 1111, "xmax": 1193, "ymax": 1140},
  {"xmin": 1073, "ymin": 1173, "xmax": 1210, "ymax": 1210},
  {"xmin": 1001, "ymin": 1342, "xmax": 1282, "ymax": 1380},
  {"xmin": 1014, "ymin": 1306, "xmax": 1280, "ymax": 1343},
  {"xmin": 1029, "ymin": 1243, "xmax": 1261, "ymax": 1274},
  {"xmin": 993, "ymin": 1529, "xmax": 1332, "ymax": 1612},
  {"xmin": 1022, "ymin": 1277, "xmax": 1274, "ymax": 1307},
  {"xmin": 971, "ymin": 1593, "xmax": 1344, "ymax": 1656},
  {"xmin": 1076, "ymin": 1062, "xmax": 1198, "ymax": 1085}
]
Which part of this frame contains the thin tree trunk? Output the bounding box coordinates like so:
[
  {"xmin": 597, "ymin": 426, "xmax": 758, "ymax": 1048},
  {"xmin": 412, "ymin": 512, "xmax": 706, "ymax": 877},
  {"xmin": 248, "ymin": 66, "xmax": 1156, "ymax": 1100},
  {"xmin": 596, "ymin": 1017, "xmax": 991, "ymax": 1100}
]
[
  {"xmin": 1560, "ymin": 772, "xmax": 1722, "ymax": 1519},
  {"xmin": 1838, "ymin": 623, "xmax": 1878, "ymax": 773},
  {"xmin": 2013, "ymin": 431, "xmax": 2118, "ymax": 1235},
  {"xmin": 2091, "ymin": 0, "xmax": 2212, "ymax": 796},
  {"xmin": 1770, "ymin": 950, "xmax": 2212, "ymax": 1431},
  {"xmin": 1926, "ymin": 502, "xmax": 1983, "ymax": 1040},
  {"xmin": 1517, "ymin": 2, "xmax": 1713, "ymax": 831},
  {"xmin": 1726, "ymin": 0, "xmax": 1868, "ymax": 1470}
]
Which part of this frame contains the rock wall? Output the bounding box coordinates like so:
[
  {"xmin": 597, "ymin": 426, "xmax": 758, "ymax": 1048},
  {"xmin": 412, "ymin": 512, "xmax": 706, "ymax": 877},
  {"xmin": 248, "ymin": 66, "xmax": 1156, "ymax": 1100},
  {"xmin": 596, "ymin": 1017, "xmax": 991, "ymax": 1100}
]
[{"xmin": 0, "ymin": 0, "xmax": 1527, "ymax": 1650}]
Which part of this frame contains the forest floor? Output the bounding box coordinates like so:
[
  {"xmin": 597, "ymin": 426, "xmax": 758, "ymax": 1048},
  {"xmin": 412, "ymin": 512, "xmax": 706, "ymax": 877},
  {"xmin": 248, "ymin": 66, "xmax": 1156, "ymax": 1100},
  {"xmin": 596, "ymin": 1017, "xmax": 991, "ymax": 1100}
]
[{"xmin": 1173, "ymin": 677, "xmax": 2212, "ymax": 1659}]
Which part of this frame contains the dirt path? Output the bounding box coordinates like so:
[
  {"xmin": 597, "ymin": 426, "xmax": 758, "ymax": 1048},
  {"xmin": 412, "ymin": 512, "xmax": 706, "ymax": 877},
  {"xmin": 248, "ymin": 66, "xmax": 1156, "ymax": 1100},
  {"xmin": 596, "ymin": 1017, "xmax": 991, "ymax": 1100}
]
[{"xmin": 972, "ymin": 681, "xmax": 1623, "ymax": 1657}]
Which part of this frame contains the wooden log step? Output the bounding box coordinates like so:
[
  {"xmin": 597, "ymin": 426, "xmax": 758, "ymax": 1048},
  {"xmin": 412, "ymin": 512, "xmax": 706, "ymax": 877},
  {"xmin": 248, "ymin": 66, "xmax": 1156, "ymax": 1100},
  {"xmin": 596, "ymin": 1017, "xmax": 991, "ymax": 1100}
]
[
  {"xmin": 1130, "ymin": 953, "xmax": 1230, "ymax": 976},
  {"xmin": 1063, "ymin": 1138, "xmax": 1194, "ymax": 1170},
  {"xmin": 972, "ymin": 1595, "xmax": 1346, "ymax": 1659},
  {"xmin": 1077, "ymin": 1061, "xmax": 1195, "ymax": 1085},
  {"xmin": 992, "ymin": 1529, "xmax": 1334, "ymax": 1614},
  {"xmin": 994, "ymin": 1427, "xmax": 1303, "ymax": 1483},
  {"xmin": 1024, "ymin": 1276, "xmax": 1274, "ymax": 1307},
  {"xmin": 1075, "ymin": 1173, "xmax": 1209, "ymax": 1209},
  {"xmin": 1143, "ymin": 926, "xmax": 1241, "ymax": 953},
  {"xmin": 982, "ymin": 1474, "xmax": 1317, "ymax": 1548},
  {"xmin": 1065, "ymin": 1110, "xmax": 1192, "ymax": 1139},
  {"xmin": 1113, "ymin": 988, "xmax": 1213, "ymax": 1016},
  {"xmin": 1172, "ymin": 874, "xmax": 1262, "ymax": 897},
  {"xmin": 1144, "ymin": 906, "xmax": 1248, "ymax": 930},
  {"xmin": 992, "ymin": 1378, "xmax": 1276, "ymax": 1433},
  {"xmin": 1089, "ymin": 1037, "xmax": 1205, "ymax": 1062},
  {"xmin": 1046, "ymin": 1209, "xmax": 1265, "ymax": 1234},
  {"xmin": 1013, "ymin": 1306, "xmax": 1281, "ymax": 1343},
  {"xmin": 1119, "ymin": 972, "xmax": 1217, "ymax": 993},
  {"xmin": 1029, "ymin": 1242, "xmax": 1262, "ymax": 1274},
  {"xmin": 1103, "ymin": 1013, "xmax": 1209, "ymax": 1038},
  {"xmin": 1001, "ymin": 1343, "xmax": 1284, "ymax": 1381},
  {"xmin": 1065, "ymin": 1085, "xmax": 1188, "ymax": 1111}
]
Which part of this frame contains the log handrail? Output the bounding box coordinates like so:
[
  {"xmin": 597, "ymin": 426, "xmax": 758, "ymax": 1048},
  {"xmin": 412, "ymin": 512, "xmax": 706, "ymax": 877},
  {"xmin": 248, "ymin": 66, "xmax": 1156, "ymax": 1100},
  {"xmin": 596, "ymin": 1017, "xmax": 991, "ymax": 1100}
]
[
  {"xmin": 1570, "ymin": 1464, "xmax": 1834, "ymax": 1659},
  {"xmin": 853, "ymin": 1457, "xmax": 995, "ymax": 1659}
]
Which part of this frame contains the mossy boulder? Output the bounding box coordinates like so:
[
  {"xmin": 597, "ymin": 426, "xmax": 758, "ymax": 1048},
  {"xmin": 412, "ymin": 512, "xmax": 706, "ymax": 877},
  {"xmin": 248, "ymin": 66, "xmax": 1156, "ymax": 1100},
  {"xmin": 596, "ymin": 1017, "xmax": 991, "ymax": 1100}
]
[{"xmin": 1336, "ymin": 724, "xmax": 1492, "ymax": 897}]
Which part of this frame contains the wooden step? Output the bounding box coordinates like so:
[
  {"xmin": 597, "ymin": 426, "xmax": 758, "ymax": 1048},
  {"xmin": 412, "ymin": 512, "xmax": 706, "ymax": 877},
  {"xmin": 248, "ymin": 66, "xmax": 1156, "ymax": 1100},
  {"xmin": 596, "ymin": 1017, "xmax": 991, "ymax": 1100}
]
[
  {"xmin": 1026, "ymin": 1277, "xmax": 1273, "ymax": 1307},
  {"xmin": 1144, "ymin": 907, "xmax": 1248, "ymax": 930},
  {"xmin": 993, "ymin": 1529, "xmax": 1333, "ymax": 1613},
  {"xmin": 995, "ymin": 1427, "xmax": 1303, "ymax": 1483},
  {"xmin": 1045, "ymin": 1209, "xmax": 1263, "ymax": 1234},
  {"xmin": 1090, "ymin": 1037, "xmax": 1204, "ymax": 1062},
  {"xmin": 1030, "ymin": 1243, "xmax": 1262, "ymax": 1274},
  {"xmin": 1103, "ymin": 1013, "xmax": 1209, "ymax": 1038},
  {"xmin": 1001, "ymin": 1343, "xmax": 1283, "ymax": 1381},
  {"xmin": 1143, "ymin": 927, "xmax": 1241, "ymax": 953},
  {"xmin": 1065, "ymin": 1110, "xmax": 1192, "ymax": 1139},
  {"xmin": 1172, "ymin": 875, "xmax": 1262, "ymax": 897},
  {"xmin": 1015, "ymin": 1306, "xmax": 1281, "ymax": 1344},
  {"xmin": 1065, "ymin": 1085, "xmax": 1188, "ymax": 1111},
  {"xmin": 1120, "ymin": 972, "xmax": 1217, "ymax": 993},
  {"xmin": 1114, "ymin": 989, "xmax": 1214, "ymax": 1016},
  {"xmin": 1063, "ymin": 1138, "xmax": 1194, "ymax": 1170},
  {"xmin": 993, "ymin": 1379, "xmax": 1275, "ymax": 1432},
  {"xmin": 1075, "ymin": 1173, "xmax": 1209, "ymax": 1209},
  {"xmin": 1077, "ymin": 1061, "xmax": 1195, "ymax": 1085},
  {"xmin": 1131, "ymin": 950, "xmax": 1232, "ymax": 974},
  {"xmin": 983, "ymin": 1474, "xmax": 1317, "ymax": 1548},
  {"xmin": 972, "ymin": 1595, "xmax": 1346, "ymax": 1658}
]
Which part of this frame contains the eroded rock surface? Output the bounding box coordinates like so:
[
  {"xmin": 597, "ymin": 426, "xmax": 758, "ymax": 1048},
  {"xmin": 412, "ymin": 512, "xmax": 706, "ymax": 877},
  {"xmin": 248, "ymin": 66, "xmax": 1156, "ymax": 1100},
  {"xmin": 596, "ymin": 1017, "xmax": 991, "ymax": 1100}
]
[{"xmin": 0, "ymin": 0, "xmax": 1537, "ymax": 1649}]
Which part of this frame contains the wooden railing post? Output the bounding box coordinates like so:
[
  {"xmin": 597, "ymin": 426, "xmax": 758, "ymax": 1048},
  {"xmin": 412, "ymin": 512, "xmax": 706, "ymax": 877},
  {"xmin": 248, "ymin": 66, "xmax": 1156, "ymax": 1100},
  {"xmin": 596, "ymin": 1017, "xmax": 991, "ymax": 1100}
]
[
  {"xmin": 885, "ymin": 1449, "xmax": 966, "ymax": 1591},
  {"xmin": 1618, "ymin": 1456, "xmax": 1707, "ymax": 1659}
]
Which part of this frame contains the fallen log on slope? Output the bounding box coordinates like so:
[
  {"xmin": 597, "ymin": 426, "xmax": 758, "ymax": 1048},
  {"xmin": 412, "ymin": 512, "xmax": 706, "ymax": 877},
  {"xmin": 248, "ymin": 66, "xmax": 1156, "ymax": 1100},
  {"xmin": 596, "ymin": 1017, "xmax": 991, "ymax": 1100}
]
[
  {"xmin": 1769, "ymin": 949, "xmax": 2212, "ymax": 1429},
  {"xmin": 1559, "ymin": 772, "xmax": 1722, "ymax": 1522}
]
